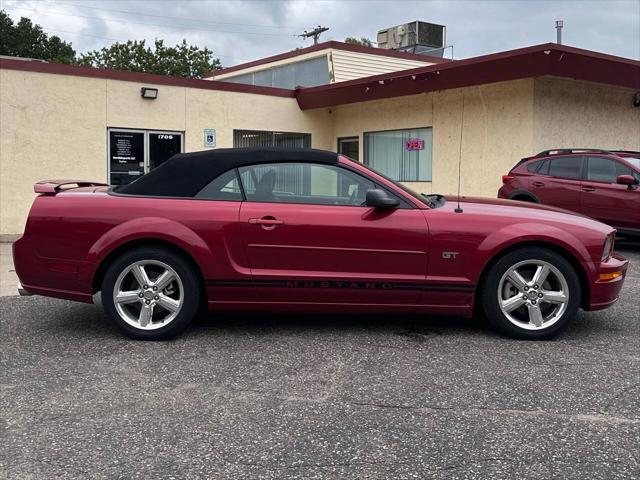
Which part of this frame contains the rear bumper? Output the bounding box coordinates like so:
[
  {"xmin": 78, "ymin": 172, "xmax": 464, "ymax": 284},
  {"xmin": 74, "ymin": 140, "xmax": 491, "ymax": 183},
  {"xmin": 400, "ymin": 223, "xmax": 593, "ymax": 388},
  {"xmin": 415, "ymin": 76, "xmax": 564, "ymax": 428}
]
[
  {"xmin": 586, "ymin": 254, "xmax": 629, "ymax": 311},
  {"xmin": 12, "ymin": 235, "xmax": 94, "ymax": 303}
]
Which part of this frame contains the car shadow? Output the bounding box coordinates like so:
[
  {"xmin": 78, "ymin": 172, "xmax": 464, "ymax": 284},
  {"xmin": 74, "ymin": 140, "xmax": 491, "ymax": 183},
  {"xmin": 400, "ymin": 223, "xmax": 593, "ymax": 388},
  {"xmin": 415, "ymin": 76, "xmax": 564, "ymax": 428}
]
[
  {"xmin": 183, "ymin": 309, "xmax": 612, "ymax": 343},
  {"xmin": 190, "ymin": 311, "xmax": 488, "ymax": 339},
  {"xmin": 18, "ymin": 298, "xmax": 624, "ymax": 343},
  {"xmin": 616, "ymin": 236, "xmax": 640, "ymax": 253}
]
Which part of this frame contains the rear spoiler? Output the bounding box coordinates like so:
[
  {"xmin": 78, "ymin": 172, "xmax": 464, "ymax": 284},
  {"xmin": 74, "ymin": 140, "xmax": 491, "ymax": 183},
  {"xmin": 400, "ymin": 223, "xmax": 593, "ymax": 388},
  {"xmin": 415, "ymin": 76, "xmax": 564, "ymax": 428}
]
[{"xmin": 34, "ymin": 180, "xmax": 108, "ymax": 194}]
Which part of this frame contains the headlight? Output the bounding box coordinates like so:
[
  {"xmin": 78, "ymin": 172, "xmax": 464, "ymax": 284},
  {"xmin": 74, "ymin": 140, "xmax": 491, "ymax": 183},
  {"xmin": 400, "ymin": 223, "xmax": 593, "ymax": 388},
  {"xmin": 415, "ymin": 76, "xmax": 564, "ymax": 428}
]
[{"xmin": 601, "ymin": 233, "xmax": 615, "ymax": 262}]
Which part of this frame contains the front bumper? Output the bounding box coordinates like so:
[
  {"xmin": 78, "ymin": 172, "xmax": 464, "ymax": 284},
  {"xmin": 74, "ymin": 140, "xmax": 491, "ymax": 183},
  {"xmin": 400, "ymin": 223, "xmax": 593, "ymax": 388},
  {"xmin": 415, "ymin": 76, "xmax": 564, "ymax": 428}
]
[{"xmin": 587, "ymin": 253, "xmax": 629, "ymax": 311}]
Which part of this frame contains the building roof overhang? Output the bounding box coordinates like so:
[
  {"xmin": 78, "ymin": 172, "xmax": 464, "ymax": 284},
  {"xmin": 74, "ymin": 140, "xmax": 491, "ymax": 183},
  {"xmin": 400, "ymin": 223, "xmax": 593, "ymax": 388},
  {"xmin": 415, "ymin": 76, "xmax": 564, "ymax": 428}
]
[
  {"xmin": 295, "ymin": 43, "xmax": 640, "ymax": 110},
  {"xmin": 1, "ymin": 43, "xmax": 638, "ymax": 110},
  {"xmin": 0, "ymin": 57, "xmax": 295, "ymax": 97}
]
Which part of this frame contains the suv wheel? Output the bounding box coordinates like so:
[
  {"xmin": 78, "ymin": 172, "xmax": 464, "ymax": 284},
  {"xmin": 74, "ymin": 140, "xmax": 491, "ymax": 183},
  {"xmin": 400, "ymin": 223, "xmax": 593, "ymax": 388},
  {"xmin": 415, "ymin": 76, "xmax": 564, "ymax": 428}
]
[
  {"xmin": 101, "ymin": 247, "xmax": 200, "ymax": 340},
  {"xmin": 480, "ymin": 247, "xmax": 580, "ymax": 339},
  {"xmin": 512, "ymin": 195, "xmax": 537, "ymax": 203}
]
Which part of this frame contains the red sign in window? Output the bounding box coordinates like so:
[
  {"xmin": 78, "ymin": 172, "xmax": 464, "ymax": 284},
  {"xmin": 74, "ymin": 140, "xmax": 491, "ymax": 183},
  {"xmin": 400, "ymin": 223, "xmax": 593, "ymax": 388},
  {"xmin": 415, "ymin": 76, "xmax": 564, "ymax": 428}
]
[{"xmin": 405, "ymin": 138, "xmax": 425, "ymax": 151}]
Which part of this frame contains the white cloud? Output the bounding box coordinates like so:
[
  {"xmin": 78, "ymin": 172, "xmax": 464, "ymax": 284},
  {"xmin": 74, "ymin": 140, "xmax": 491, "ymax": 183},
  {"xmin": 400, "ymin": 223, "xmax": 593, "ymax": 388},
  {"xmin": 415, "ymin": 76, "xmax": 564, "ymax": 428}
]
[{"xmin": 2, "ymin": 0, "xmax": 638, "ymax": 67}]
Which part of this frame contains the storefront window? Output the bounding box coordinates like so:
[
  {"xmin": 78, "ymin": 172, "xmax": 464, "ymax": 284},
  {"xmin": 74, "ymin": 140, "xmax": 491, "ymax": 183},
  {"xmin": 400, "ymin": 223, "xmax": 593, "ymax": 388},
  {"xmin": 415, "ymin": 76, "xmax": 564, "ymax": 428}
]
[{"xmin": 364, "ymin": 128, "xmax": 432, "ymax": 182}]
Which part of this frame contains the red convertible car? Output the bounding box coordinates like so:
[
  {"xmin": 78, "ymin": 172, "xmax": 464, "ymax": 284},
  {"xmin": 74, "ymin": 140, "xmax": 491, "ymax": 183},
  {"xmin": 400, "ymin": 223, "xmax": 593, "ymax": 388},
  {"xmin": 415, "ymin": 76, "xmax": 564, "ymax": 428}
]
[{"xmin": 13, "ymin": 148, "xmax": 628, "ymax": 340}]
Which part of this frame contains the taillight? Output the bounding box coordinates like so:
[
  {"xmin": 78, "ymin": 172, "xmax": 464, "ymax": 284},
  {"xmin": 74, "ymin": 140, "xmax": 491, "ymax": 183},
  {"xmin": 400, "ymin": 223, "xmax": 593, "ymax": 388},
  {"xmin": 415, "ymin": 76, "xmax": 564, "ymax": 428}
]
[{"xmin": 502, "ymin": 175, "xmax": 514, "ymax": 184}]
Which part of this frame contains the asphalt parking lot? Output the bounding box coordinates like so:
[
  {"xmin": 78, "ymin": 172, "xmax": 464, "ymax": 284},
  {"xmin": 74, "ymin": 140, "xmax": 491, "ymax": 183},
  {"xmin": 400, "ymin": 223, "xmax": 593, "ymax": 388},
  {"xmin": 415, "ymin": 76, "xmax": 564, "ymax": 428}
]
[{"xmin": 1, "ymin": 241, "xmax": 639, "ymax": 479}]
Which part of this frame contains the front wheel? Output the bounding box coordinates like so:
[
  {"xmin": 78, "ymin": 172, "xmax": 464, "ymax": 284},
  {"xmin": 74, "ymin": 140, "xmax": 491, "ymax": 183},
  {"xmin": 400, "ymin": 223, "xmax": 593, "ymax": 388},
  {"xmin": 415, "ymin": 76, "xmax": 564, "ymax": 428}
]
[
  {"xmin": 101, "ymin": 247, "xmax": 201, "ymax": 340},
  {"xmin": 480, "ymin": 247, "xmax": 581, "ymax": 340}
]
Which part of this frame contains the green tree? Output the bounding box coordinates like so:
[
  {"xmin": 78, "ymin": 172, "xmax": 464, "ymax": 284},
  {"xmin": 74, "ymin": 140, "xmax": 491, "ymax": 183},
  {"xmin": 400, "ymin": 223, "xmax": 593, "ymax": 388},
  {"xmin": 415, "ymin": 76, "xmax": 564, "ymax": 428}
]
[
  {"xmin": 0, "ymin": 10, "xmax": 75, "ymax": 63},
  {"xmin": 77, "ymin": 39, "xmax": 222, "ymax": 79},
  {"xmin": 345, "ymin": 37, "xmax": 374, "ymax": 47}
]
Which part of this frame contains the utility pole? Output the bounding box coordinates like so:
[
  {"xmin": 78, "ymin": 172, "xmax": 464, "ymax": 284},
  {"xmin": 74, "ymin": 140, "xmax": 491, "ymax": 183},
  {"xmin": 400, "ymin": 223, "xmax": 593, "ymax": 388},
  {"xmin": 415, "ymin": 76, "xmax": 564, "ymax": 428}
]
[{"xmin": 300, "ymin": 26, "xmax": 329, "ymax": 45}]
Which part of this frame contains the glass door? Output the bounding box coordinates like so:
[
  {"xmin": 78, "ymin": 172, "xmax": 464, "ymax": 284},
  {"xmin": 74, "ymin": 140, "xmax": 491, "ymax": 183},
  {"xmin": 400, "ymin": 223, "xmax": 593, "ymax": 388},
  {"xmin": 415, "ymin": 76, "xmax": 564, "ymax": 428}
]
[
  {"xmin": 108, "ymin": 129, "xmax": 184, "ymax": 185},
  {"xmin": 149, "ymin": 132, "xmax": 183, "ymax": 170},
  {"xmin": 108, "ymin": 129, "xmax": 146, "ymax": 186}
]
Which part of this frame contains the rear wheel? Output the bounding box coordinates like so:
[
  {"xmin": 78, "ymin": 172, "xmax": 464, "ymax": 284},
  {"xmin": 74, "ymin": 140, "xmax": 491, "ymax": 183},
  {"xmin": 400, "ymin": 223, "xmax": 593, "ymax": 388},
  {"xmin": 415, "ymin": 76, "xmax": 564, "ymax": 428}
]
[
  {"xmin": 480, "ymin": 247, "xmax": 580, "ymax": 339},
  {"xmin": 101, "ymin": 247, "xmax": 200, "ymax": 340},
  {"xmin": 512, "ymin": 195, "xmax": 537, "ymax": 203}
]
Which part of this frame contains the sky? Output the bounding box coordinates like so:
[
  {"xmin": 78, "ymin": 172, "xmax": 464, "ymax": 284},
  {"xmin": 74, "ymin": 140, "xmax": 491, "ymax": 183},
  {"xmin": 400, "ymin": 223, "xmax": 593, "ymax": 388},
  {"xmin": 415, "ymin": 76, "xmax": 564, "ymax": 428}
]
[{"xmin": 2, "ymin": 0, "xmax": 639, "ymax": 67}]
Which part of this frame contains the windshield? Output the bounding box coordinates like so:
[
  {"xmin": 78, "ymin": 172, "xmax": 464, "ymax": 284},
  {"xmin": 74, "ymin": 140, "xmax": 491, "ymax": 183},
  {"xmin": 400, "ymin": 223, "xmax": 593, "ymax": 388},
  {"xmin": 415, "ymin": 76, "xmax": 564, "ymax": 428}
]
[
  {"xmin": 341, "ymin": 156, "xmax": 445, "ymax": 208},
  {"xmin": 624, "ymin": 157, "xmax": 640, "ymax": 169}
]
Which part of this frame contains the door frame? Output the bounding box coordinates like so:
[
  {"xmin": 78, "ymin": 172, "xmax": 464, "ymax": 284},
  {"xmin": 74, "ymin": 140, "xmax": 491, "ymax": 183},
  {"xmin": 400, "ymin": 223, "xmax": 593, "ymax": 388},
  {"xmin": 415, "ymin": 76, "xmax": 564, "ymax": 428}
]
[{"xmin": 107, "ymin": 127, "xmax": 185, "ymax": 184}]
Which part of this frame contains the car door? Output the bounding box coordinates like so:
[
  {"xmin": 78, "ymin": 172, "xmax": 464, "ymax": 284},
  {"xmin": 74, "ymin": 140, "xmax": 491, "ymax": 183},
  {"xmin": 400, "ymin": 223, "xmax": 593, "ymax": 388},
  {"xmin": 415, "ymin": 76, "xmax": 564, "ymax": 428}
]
[
  {"xmin": 237, "ymin": 162, "xmax": 429, "ymax": 305},
  {"xmin": 581, "ymin": 156, "xmax": 640, "ymax": 230},
  {"xmin": 529, "ymin": 155, "xmax": 583, "ymax": 213}
]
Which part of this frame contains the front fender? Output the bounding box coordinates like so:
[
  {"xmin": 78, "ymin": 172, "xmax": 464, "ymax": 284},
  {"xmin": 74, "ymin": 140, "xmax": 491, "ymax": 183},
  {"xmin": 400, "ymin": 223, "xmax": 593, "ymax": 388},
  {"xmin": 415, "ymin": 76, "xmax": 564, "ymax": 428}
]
[
  {"xmin": 81, "ymin": 217, "xmax": 215, "ymax": 285},
  {"xmin": 475, "ymin": 222, "xmax": 595, "ymax": 281}
]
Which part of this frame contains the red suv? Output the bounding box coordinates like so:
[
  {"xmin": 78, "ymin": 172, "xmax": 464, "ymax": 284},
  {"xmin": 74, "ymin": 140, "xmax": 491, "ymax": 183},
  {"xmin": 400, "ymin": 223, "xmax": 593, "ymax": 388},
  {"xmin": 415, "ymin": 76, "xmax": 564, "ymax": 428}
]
[{"xmin": 499, "ymin": 149, "xmax": 640, "ymax": 236}]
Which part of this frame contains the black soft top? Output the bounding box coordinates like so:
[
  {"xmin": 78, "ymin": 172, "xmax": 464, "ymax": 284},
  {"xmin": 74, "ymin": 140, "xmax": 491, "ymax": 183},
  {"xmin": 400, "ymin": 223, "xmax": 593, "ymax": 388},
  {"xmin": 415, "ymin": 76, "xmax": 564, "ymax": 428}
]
[{"xmin": 115, "ymin": 147, "xmax": 339, "ymax": 197}]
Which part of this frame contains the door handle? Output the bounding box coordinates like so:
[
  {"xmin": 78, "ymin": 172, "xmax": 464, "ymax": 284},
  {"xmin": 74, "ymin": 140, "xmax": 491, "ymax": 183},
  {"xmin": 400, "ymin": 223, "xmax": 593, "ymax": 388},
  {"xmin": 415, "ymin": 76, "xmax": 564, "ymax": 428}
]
[
  {"xmin": 582, "ymin": 186, "xmax": 596, "ymax": 192},
  {"xmin": 532, "ymin": 181, "xmax": 545, "ymax": 187},
  {"xmin": 248, "ymin": 217, "xmax": 284, "ymax": 227}
]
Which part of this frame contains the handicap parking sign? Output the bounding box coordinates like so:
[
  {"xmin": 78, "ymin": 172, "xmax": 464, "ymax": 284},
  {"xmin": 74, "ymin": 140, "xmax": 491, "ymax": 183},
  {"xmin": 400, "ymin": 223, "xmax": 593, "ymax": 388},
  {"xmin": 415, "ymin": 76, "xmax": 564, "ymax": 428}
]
[{"xmin": 204, "ymin": 129, "xmax": 216, "ymax": 148}]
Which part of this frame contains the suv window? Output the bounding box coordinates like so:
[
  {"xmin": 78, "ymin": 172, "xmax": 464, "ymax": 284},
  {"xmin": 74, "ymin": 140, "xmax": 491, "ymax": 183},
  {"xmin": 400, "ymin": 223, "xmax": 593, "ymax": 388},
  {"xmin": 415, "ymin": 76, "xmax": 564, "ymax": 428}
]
[
  {"xmin": 526, "ymin": 160, "xmax": 542, "ymax": 173},
  {"xmin": 548, "ymin": 156, "xmax": 582, "ymax": 180},
  {"xmin": 586, "ymin": 156, "xmax": 633, "ymax": 183},
  {"xmin": 238, "ymin": 162, "xmax": 377, "ymax": 206},
  {"xmin": 538, "ymin": 159, "xmax": 550, "ymax": 176},
  {"xmin": 195, "ymin": 169, "xmax": 243, "ymax": 201}
]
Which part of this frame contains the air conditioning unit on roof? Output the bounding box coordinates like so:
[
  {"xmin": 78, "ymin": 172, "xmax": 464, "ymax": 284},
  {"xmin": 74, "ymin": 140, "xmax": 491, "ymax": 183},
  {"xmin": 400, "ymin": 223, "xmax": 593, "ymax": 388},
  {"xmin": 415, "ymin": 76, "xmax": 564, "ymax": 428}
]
[{"xmin": 377, "ymin": 21, "xmax": 446, "ymax": 57}]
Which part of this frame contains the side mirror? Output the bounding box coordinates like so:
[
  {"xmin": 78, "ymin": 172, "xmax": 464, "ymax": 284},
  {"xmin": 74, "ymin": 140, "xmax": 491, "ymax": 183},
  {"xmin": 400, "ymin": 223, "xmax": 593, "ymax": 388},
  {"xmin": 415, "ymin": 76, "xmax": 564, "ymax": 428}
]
[
  {"xmin": 616, "ymin": 174, "xmax": 639, "ymax": 190},
  {"xmin": 365, "ymin": 189, "xmax": 399, "ymax": 208}
]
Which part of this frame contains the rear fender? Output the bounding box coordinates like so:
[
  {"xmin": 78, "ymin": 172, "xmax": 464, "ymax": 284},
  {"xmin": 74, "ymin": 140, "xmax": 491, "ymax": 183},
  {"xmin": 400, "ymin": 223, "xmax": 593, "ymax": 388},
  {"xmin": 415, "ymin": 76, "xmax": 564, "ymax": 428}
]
[{"xmin": 81, "ymin": 217, "xmax": 214, "ymax": 286}]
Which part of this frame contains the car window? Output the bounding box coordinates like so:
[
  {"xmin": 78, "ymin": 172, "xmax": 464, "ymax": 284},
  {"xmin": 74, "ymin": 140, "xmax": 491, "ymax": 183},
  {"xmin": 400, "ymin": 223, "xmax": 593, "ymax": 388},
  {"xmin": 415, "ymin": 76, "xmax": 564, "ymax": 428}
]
[
  {"xmin": 195, "ymin": 169, "xmax": 243, "ymax": 201},
  {"xmin": 548, "ymin": 156, "xmax": 582, "ymax": 180},
  {"xmin": 622, "ymin": 157, "xmax": 640, "ymax": 173},
  {"xmin": 538, "ymin": 159, "xmax": 550, "ymax": 176},
  {"xmin": 586, "ymin": 157, "xmax": 633, "ymax": 183},
  {"xmin": 238, "ymin": 162, "xmax": 377, "ymax": 206},
  {"xmin": 526, "ymin": 160, "xmax": 542, "ymax": 173}
]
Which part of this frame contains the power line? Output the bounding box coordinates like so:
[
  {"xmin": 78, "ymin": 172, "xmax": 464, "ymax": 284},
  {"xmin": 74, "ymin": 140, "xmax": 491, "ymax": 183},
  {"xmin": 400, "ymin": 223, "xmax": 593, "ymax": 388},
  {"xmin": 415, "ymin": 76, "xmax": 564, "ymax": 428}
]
[
  {"xmin": 40, "ymin": 26, "xmax": 238, "ymax": 61},
  {"xmin": 44, "ymin": 28, "xmax": 119, "ymax": 43},
  {"xmin": 55, "ymin": 1, "xmax": 307, "ymax": 31},
  {"xmin": 6, "ymin": 6, "xmax": 300, "ymax": 37}
]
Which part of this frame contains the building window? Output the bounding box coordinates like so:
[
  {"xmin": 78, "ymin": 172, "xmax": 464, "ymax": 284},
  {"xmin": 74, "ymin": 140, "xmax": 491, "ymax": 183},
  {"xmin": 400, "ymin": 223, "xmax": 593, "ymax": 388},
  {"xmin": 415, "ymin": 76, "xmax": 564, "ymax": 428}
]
[
  {"xmin": 364, "ymin": 128, "xmax": 432, "ymax": 182},
  {"xmin": 233, "ymin": 130, "xmax": 311, "ymax": 148},
  {"xmin": 223, "ymin": 56, "xmax": 329, "ymax": 89}
]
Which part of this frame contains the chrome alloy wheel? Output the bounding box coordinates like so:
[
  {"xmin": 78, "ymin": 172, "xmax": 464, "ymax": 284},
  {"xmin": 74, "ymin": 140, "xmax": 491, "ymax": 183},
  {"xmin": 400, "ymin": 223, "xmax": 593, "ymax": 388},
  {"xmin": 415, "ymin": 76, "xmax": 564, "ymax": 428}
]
[
  {"xmin": 497, "ymin": 259, "xmax": 569, "ymax": 331},
  {"xmin": 112, "ymin": 260, "xmax": 184, "ymax": 330}
]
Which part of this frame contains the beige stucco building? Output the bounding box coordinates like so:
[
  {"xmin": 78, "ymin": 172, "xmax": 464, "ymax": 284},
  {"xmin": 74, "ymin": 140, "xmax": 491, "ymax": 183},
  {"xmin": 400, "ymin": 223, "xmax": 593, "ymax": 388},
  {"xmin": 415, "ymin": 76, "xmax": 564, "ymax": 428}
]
[{"xmin": 1, "ymin": 41, "xmax": 639, "ymax": 234}]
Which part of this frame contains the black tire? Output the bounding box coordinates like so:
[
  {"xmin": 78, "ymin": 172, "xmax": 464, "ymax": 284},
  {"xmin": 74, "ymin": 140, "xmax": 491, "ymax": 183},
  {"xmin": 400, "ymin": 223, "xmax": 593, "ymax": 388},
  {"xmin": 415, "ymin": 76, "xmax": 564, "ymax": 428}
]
[
  {"xmin": 480, "ymin": 247, "xmax": 581, "ymax": 340},
  {"xmin": 511, "ymin": 195, "xmax": 537, "ymax": 203},
  {"xmin": 101, "ymin": 247, "xmax": 201, "ymax": 340}
]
